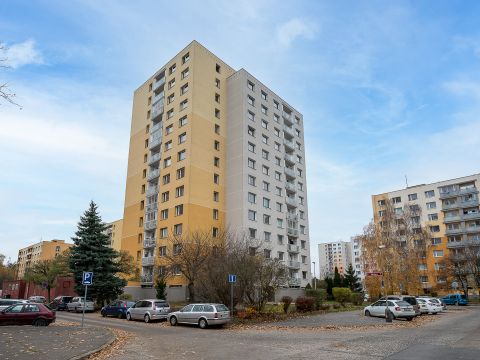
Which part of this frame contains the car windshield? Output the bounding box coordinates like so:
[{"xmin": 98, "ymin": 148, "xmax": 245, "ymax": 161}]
[
  {"xmin": 460, "ymin": 295, "xmax": 467, "ymax": 299},
  {"xmin": 155, "ymin": 302, "xmax": 169, "ymax": 308},
  {"xmin": 397, "ymin": 301, "xmax": 411, "ymax": 307},
  {"xmin": 402, "ymin": 297, "xmax": 416, "ymax": 305},
  {"xmin": 215, "ymin": 304, "xmax": 229, "ymax": 312}
]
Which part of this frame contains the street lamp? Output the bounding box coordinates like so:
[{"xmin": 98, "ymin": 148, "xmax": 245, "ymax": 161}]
[
  {"xmin": 312, "ymin": 261, "xmax": 316, "ymax": 289},
  {"xmin": 378, "ymin": 245, "xmax": 386, "ymax": 297}
]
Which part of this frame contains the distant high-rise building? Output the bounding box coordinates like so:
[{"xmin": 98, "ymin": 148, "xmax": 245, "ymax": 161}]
[
  {"xmin": 120, "ymin": 41, "xmax": 311, "ymax": 296},
  {"xmin": 318, "ymin": 241, "xmax": 352, "ymax": 278},
  {"xmin": 104, "ymin": 219, "xmax": 123, "ymax": 251}
]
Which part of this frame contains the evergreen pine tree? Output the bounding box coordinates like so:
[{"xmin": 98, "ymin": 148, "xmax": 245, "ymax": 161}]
[
  {"xmin": 70, "ymin": 201, "xmax": 126, "ymax": 305},
  {"xmin": 344, "ymin": 263, "xmax": 362, "ymax": 291},
  {"xmin": 333, "ymin": 266, "xmax": 343, "ymax": 287}
]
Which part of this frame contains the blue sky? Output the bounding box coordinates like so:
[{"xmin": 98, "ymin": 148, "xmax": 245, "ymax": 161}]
[{"xmin": 1, "ymin": 0, "xmax": 480, "ymax": 270}]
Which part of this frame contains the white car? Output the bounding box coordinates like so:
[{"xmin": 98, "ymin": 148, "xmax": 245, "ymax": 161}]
[
  {"xmin": 67, "ymin": 297, "xmax": 95, "ymax": 312},
  {"xmin": 416, "ymin": 298, "xmax": 442, "ymax": 314},
  {"xmin": 364, "ymin": 299, "xmax": 416, "ymax": 321}
]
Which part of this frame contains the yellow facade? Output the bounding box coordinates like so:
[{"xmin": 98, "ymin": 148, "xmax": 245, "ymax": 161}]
[
  {"xmin": 105, "ymin": 219, "xmax": 123, "ymax": 251},
  {"xmin": 120, "ymin": 41, "xmax": 235, "ymax": 287},
  {"xmin": 16, "ymin": 240, "xmax": 72, "ymax": 279}
]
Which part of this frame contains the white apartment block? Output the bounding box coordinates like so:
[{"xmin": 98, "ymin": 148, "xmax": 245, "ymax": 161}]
[
  {"xmin": 351, "ymin": 236, "xmax": 364, "ymax": 280},
  {"xmin": 318, "ymin": 241, "xmax": 352, "ymax": 278},
  {"xmin": 226, "ymin": 69, "xmax": 311, "ymax": 287}
]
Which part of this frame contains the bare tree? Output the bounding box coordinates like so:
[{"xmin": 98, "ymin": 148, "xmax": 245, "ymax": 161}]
[
  {"xmin": 446, "ymin": 241, "xmax": 480, "ymax": 297},
  {"xmin": 0, "ymin": 43, "xmax": 21, "ymax": 107}
]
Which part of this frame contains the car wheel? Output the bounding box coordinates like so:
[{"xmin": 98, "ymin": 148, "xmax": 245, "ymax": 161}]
[
  {"xmin": 33, "ymin": 318, "xmax": 47, "ymax": 327},
  {"xmin": 198, "ymin": 318, "xmax": 208, "ymax": 329},
  {"xmin": 101, "ymin": 311, "xmax": 106, "ymax": 317},
  {"xmin": 118, "ymin": 312, "xmax": 124, "ymax": 319},
  {"xmin": 406, "ymin": 317, "xmax": 413, "ymax": 321},
  {"xmin": 169, "ymin": 316, "xmax": 178, "ymax": 326},
  {"xmin": 365, "ymin": 310, "xmax": 371, "ymax": 317},
  {"xmin": 144, "ymin": 314, "xmax": 150, "ymax": 323},
  {"xmin": 126, "ymin": 312, "xmax": 132, "ymax": 321},
  {"xmin": 455, "ymin": 301, "xmax": 459, "ymax": 306},
  {"xmin": 75, "ymin": 307, "xmax": 78, "ymax": 313}
]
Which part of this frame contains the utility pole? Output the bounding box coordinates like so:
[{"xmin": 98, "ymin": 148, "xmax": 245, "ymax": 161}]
[{"xmin": 312, "ymin": 261, "xmax": 316, "ymax": 289}]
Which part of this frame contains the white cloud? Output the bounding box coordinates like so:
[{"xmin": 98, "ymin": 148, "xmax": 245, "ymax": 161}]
[
  {"xmin": 2, "ymin": 39, "xmax": 43, "ymax": 69},
  {"xmin": 443, "ymin": 80, "xmax": 480, "ymax": 100},
  {"xmin": 276, "ymin": 18, "xmax": 318, "ymax": 48}
]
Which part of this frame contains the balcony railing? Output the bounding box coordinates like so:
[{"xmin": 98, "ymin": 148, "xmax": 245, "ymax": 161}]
[
  {"xmin": 287, "ymin": 261, "xmax": 301, "ymax": 269},
  {"xmin": 287, "ymin": 244, "xmax": 300, "ymax": 252},
  {"xmin": 150, "ymin": 122, "xmax": 162, "ymax": 134},
  {"xmin": 283, "ymin": 138, "xmax": 294, "ymax": 151},
  {"xmin": 443, "ymin": 215, "xmax": 462, "ymax": 223},
  {"xmin": 283, "ymin": 126, "xmax": 294, "ymax": 138},
  {"xmin": 286, "ymin": 197, "xmax": 297, "ymax": 208},
  {"xmin": 284, "ymin": 154, "xmax": 295, "ymax": 165},
  {"xmin": 147, "ymin": 169, "xmax": 160, "ymax": 181},
  {"xmin": 143, "ymin": 238, "xmax": 156, "ymax": 248},
  {"xmin": 439, "ymin": 187, "xmax": 478, "ymax": 199},
  {"xmin": 146, "ymin": 203, "xmax": 157, "ymax": 213},
  {"xmin": 141, "ymin": 274, "xmax": 153, "ymax": 284},
  {"xmin": 142, "ymin": 256, "xmax": 155, "ymax": 266},
  {"xmin": 146, "ymin": 186, "xmax": 158, "ymax": 196},
  {"xmin": 287, "ymin": 227, "xmax": 299, "ymax": 237},
  {"xmin": 464, "ymin": 212, "xmax": 480, "ymax": 221},
  {"xmin": 148, "ymin": 152, "xmax": 161, "ymax": 165},
  {"xmin": 285, "ymin": 182, "xmax": 296, "ymax": 193},
  {"xmin": 284, "ymin": 167, "xmax": 296, "ymax": 179},
  {"xmin": 445, "ymin": 227, "xmax": 465, "ymax": 236},
  {"xmin": 144, "ymin": 220, "xmax": 157, "ymax": 231},
  {"xmin": 153, "ymin": 77, "xmax": 165, "ymax": 92},
  {"xmin": 443, "ymin": 199, "xmax": 479, "ymax": 210},
  {"xmin": 287, "ymin": 212, "xmax": 298, "ymax": 221},
  {"xmin": 288, "ymin": 277, "xmax": 300, "ymax": 286},
  {"xmin": 282, "ymin": 112, "xmax": 293, "ymax": 126},
  {"xmin": 149, "ymin": 136, "xmax": 161, "ymax": 150},
  {"xmin": 153, "ymin": 90, "xmax": 165, "ymax": 104},
  {"xmin": 466, "ymin": 225, "xmax": 480, "ymax": 233}
]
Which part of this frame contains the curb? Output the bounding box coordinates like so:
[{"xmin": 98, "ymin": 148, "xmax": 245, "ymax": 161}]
[{"xmin": 69, "ymin": 327, "xmax": 117, "ymax": 360}]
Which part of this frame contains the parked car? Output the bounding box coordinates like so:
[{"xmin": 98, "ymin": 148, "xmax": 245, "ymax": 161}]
[
  {"xmin": 416, "ymin": 298, "xmax": 442, "ymax": 314},
  {"xmin": 364, "ymin": 299, "xmax": 415, "ymax": 321},
  {"xmin": 28, "ymin": 296, "xmax": 46, "ymax": 303},
  {"xmin": 168, "ymin": 303, "xmax": 231, "ymax": 329},
  {"xmin": 442, "ymin": 294, "xmax": 468, "ymax": 306},
  {"xmin": 419, "ymin": 297, "xmax": 446, "ymax": 311},
  {"xmin": 67, "ymin": 297, "xmax": 95, "ymax": 312},
  {"xmin": 0, "ymin": 303, "xmax": 56, "ymax": 326},
  {"xmin": 101, "ymin": 300, "xmax": 136, "ymax": 318},
  {"xmin": 0, "ymin": 299, "xmax": 30, "ymax": 311},
  {"xmin": 126, "ymin": 299, "xmax": 170, "ymax": 323},
  {"xmin": 381, "ymin": 295, "xmax": 420, "ymax": 315},
  {"xmin": 49, "ymin": 296, "xmax": 74, "ymax": 311}
]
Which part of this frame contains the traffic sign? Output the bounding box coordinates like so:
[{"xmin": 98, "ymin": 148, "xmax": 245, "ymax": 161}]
[
  {"xmin": 367, "ymin": 272, "xmax": 383, "ymax": 276},
  {"xmin": 82, "ymin": 271, "xmax": 93, "ymax": 285},
  {"xmin": 228, "ymin": 274, "xmax": 237, "ymax": 283},
  {"xmin": 451, "ymin": 281, "xmax": 458, "ymax": 290}
]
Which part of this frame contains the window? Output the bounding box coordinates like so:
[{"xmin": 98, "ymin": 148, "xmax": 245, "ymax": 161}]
[
  {"xmin": 214, "ymin": 93, "xmax": 220, "ymax": 103},
  {"xmin": 247, "ymin": 111, "xmax": 255, "ymax": 122},
  {"xmin": 215, "ymin": 124, "xmax": 220, "ymax": 134},
  {"xmin": 167, "ymin": 93, "xmax": 175, "ymax": 104},
  {"xmin": 263, "ymin": 197, "xmax": 270, "ymax": 209},
  {"xmin": 408, "ymin": 193, "xmax": 418, "ymax": 201},
  {"xmin": 174, "ymin": 223, "xmax": 182, "ymax": 236},
  {"xmin": 179, "ymin": 115, "xmax": 188, "ymax": 127},
  {"xmin": 434, "ymin": 262, "xmax": 445, "ymax": 270},
  {"xmin": 418, "ymin": 264, "xmax": 427, "ymax": 271},
  {"xmin": 175, "ymin": 185, "xmax": 184, "ymax": 198},
  {"xmin": 159, "ymin": 246, "xmax": 167, "ymax": 257},
  {"xmin": 274, "ymin": 142, "xmax": 280, "ymax": 151},
  {"xmin": 178, "ymin": 132, "xmax": 187, "ymax": 144},
  {"xmin": 142, "ymin": 169, "xmax": 146, "ymax": 178},
  {"xmin": 263, "ymin": 232, "xmax": 271, "ymax": 242},
  {"xmin": 181, "ymin": 67, "xmax": 189, "ymax": 79},
  {"xmin": 248, "ymin": 142, "xmax": 255, "ymax": 153},
  {"xmin": 247, "ymin": 80, "xmax": 254, "ymax": 91},
  {"xmin": 295, "ymin": 129, "xmax": 300, "ymax": 137},
  {"xmin": 273, "ymin": 100, "xmax": 279, "ymax": 109},
  {"xmin": 262, "ymin": 149, "xmax": 269, "ymax": 160},
  {"xmin": 261, "ymin": 105, "xmax": 268, "ymax": 115},
  {"xmin": 214, "ymin": 157, "xmax": 220, "ymax": 167},
  {"xmin": 427, "ymin": 202, "xmax": 436, "ymax": 209},
  {"xmin": 216, "ymin": 63, "xmax": 221, "ymax": 73},
  {"xmin": 164, "ymin": 140, "xmax": 172, "ymax": 151},
  {"xmin": 274, "ymin": 128, "xmax": 280, "ymax": 137},
  {"xmin": 168, "ymin": 78, "xmax": 175, "ymax": 89},
  {"xmin": 300, "ymin": 225, "xmax": 306, "ymax": 234},
  {"xmin": 263, "ymin": 181, "xmax": 270, "ymax": 192},
  {"xmin": 164, "ymin": 157, "xmax": 172, "ymax": 168},
  {"xmin": 298, "ymin": 182, "xmax": 303, "ymax": 191},
  {"xmin": 213, "ymin": 173, "xmax": 219, "ymax": 184},
  {"xmin": 301, "ymin": 240, "xmax": 306, "ymax": 249},
  {"xmin": 160, "ymin": 227, "xmax": 168, "ymax": 238},
  {"xmin": 161, "ymin": 191, "xmax": 169, "ymax": 202},
  {"xmin": 166, "ymin": 124, "xmax": 173, "ymax": 134},
  {"xmin": 213, "ymin": 227, "xmax": 219, "ymax": 237},
  {"xmin": 180, "ymin": 83, "xmax": 188, "ymax": 95},
  {"xmin": 275, "ymin": 157, "xmax": 281, "ymax": 166},
  {"xmin": 296, "ymin": 141, "xmax": 301, "ymax": 150},
  {"xmin": 277, "ymin": 235, "xmax": 284, "ymax": 245},
  {"xmin": 431, "ymin": 237, "xmax": 442, "ymax": 245},
  {"xmin": 160, "ymin": 209, "xmax": 168, "ymax": 220},
  {"xmin": 175, "ymin": 204, "xmax": 184, "ymax": 216},
  {"xmin": 177, "ymin": 150, "xmax": 186, "ymax": 161},
  {"xmin": 428, "ymin": 213, "xmax": 438, "ymax": 221},
  {"xmin": 262, "ymin": 165, "xmax": 269, "ymax": 175},
  {"xmin": 433, "ymin": 250, "xmax": 444, "ymax": 258},
  {"xmin": 167, "ymin": 109, "xmax": 174, "ymax": 119},
  {"xmin": 425, "ymin": 190, "xmax": 435, "ymax": 198},
  {"xmin": 249, "ymin": 228, "xmax": 257, "ymax": 239},
  {"xmin": 277, "ymin": 218, "xmax": 283, "ymax": 228},
  {"xmin": 145, "ymin": 139, "xmax": 149, "ymax": 148},
  {"xmin": 276, "ymin": 202, "xmax": 282, "ymax": 212},
  {"xmin": 182, "ymin": 52, "xmax": 189, "ymax": 64},
  {"xmin": 263, "ymin": 214, "xmax": 271, "ymax": 224},
  {"xmin": 169, "ymin": 63, "xmax": 176, "ymax": 74},
  {"xmin": 430, "ymin": 225, "xmax": 440, "ymax": 232},
  {"xmin": 274, "ymin": 113, "xmax": 280, "ymax": 123},
  {"xmin": 275, "ymin": 187, "xmax": 282, "ymax": 196},
  {"xmin": 248, "ymin": 210, "xmax": 257, "ymax": 221},
  {"xmin": 248, "ymin": 158, "xmax": 256, "ymax": 169},
  {"xmin": 180, "ymin": 99, "xmax": 188, "ymax": 110},
  {"xmin": 215, "ymin": 108, "xmax": 220, "ymax": 118},
  {"xmin": 261, "ymin": 119, "xmax": 268, "ymax": 129},
  {"xmin": 261, "ymin": 91, "xmax": 267, "ymax": 100},
  {"xmin": 163, "ymin": 173, "xmax": 171, "ymax": 184},
  {"xmin": 392, "ymin": 196, "xmax": 401, "ymax": 204},
  {"xmin": 213, "ymin": 209, "xmax": 219, "ymax": 220},
  {"xmin": 247, "ymin": 96, "xmax": 255, "ymax": 106},
  {"xmin": 248, "ymin": 175, "xmax": 256, "ymax": 186},
  {"xmin": 299, "ymin": 210, "xmax": 304, "ymax": 219},
  {"xmin": 213, "ymin": 191, "xmax": 219, "ymax": 202},
  {"xmin": 262, "ymin": 134, "xmax": 268, "ymax": 144},
  {"xmin": 275, "ymin": 171, "xmax": 281, "ymax": 181},
  {"xmin": 378, "ymin": 199, "xmax": 386, "ymax": 206},
  {"xmin": 215, "ymin": 78, "xmax": 220, "ymax": 88},
  {"xmin": 248, "ymin": 126, "xmax": 255, "ymax": 137},
  {"xmin": 299, "ymin": 196, "xmax": 304, "ymax": 205},
  {"xmin": 176, "ymin": 167, "xmax": 185, "ymax": 179},
  {"xmin": 248, "ymin": 192, "xmax": 256, "ymax": 204}
]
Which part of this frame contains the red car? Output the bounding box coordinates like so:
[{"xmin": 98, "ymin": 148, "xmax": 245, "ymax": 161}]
[{"xmin": 0, "ymin": 303, "xmax": 56, "ymax": 326}]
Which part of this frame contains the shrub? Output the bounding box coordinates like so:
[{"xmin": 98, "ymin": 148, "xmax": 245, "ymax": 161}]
[
  {"xmin": 281, "ymin": 296, "xmax": 293, "ymax": 313},
  {"xmin": 319, "ymin": 303, "xmax": 330, "ymax": 311},
  {"xmin": 305, "ymin": 289, "xmax": 327, "ymax": 310},
  {"xmin": 295, "ymin": 296, "xmax": 315, "ymax": 312},
  {"xmin": 118, "ymin": 293, "xmax": 133, "ymax": 300},
  {"xmin": 332, "ymin": 287, "xmax": 352, "ymax": 307},
  {"xmin": 350, "ymin": 292, "xmax": 363, "ymax": 306},
  {"xmin": 236, "ymin": 307, "xmax": 258, "ymax": 319},
  {"xmin": 332, "ymin": 303, "xmax": 341, "ymax": 309}
]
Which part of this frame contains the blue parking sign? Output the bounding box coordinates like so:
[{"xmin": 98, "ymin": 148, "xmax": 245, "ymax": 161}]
[
  {"xmin": 82, "ymin": 271, "xmax": 93, "ymax": 285},
  {"xmin": 228, "ymin": 274, "xmax": 236, "ymax": 283}
]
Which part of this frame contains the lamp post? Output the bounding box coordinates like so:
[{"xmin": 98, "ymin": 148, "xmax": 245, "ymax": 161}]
[
  {"xmin": 312, "ymin": 261, "xmax": 316, "ymax": 289},
  {"xmin": 378, "ymin": 245, "xmax": 386, "ymax": 297}
]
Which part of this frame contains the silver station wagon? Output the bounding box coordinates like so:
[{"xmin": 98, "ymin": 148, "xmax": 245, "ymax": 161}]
[
  {"xmin": 168, "ymin": 303, "xmax": 231, "ymax": 329},
  {"xmin": 126, "ymin": 299, "xmax": 170, "ymax": 323}
]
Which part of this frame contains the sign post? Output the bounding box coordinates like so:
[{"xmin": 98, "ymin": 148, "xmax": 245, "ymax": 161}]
[
  {"xmin": 81, "ymin": 271, "xmax": 93, "ymax": 328},
  {"xmin": 228, "ymin": 274, "xmax": 236, "ymax": 316}
]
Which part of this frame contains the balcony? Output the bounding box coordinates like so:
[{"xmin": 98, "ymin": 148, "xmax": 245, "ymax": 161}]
[
  {"xmin": 146, "ymin": 203, "xmax": 157, "ymax": 213},
  {"xmin": 283, "ymin": 138, "xmax": 294, "ymax": 151},
  {"xmin": 153, "ymin": 90, "xmax": 165, "ymax": 104},
  {"xmin": 284, "ymin": 154, "xmax": 295, "ymax": 165},
  {"xmin": 148, "ymin": 152, "xmax": 161, "ymax": 165},
  {"xmin": 286, "ymin": 197, "xmax": 297, "ymax": 208},
  {"xmin": 143, "ymin": 238, "xmax": 156, "ymax": 248},
  {"xmin": 287, "ymin": 244, "xmax": 300, "ymax": 253},
  {"xmin": 150, "ymin": 122, "xmax": 162, "ymax": 134},
  {"xmin": 439, "ymin": 187, "xmax": 478, "ymax": 200},
  {"xmin": 283, "ymin": 126, "xmax": 294, "ymax": 138},
  {"xmin": 149, "ymin": 136, "xmax": 161, "ymax": 150},
  {"xmin": 443, "ymin": 215, "xmax": 462, "ymax": 223},
  {"xmin": 445, "ymin": 227, "xmax": 465, "ymax": 236},
  {"xmin": 141, "ymin": 274, "xmax": 153, "ymax": 284},
  {"xmin": 465, "ymin": 225, "xmax": 480, "ymax": 233},
  {"xmin": 287, "ymin": 212, "xmax": 298, "ymax": 221},
  {"xmin": 142, "ymin": 256, "xmax": 155, "ymax": 266},
  {"xmin": 284, "ymin": 167, "xmax": 296, "ymax": 179},
  {"xmin": 287, "ymin": 261, "xmax": 301, "ymax": 269},
  {"xmin": 147, "ymin": 169, "xmax": 160, "ymax": 181},
  {"xmin": 146, "ymin": 186, "xmax": 158, "ymax": 196},
  {"xmin": 144, "ymin": 220, "xmax": 157, "ymax": 231},
  {"xmin": 285, "ymin": 182, "xmax": 296, "ymax": 193},
  {"xmin": 464, "ymin": 212, "xmax": 480, "ymax": 221},
  {"xmin": 460, "ymin": 199, "xmax": 479, "ymax": 208},
  {"xmin": 151, "ymin": 100, "xmax": 164, "ymax": 120},
  {"xmin": 287, "ymin": 227, "xmax": 299, "ymax": 237},
  {"xmin": 282, "ymin": 112, "xmax": 293, "ymax": 126},
  {"xmin": 288, "ymin": 277, "xmax": 300, "ymax": 287},
  {"xmin": 153, "ymin": 77, "xmax": 165, "ymax": 92},
  {"xmin": 443, "ymin": 199, "xmax": 479, "ymax": 210}
]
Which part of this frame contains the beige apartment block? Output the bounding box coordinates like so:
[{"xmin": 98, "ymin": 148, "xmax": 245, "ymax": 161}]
[
  {"xmin": 372, "ymin": 173, "xmax": 480, "ymax": 294},
  {"xmin": 120, "ymin": 41, "xmax": 311, "ymax": 298},
  {"xmin": 105, "ymin": 219, "xmax": 123, "ymax": 251},
  {"xmin": 318, "ymin": 241, "xmax": 352, "ymax": 278},
  {"xmin": 16, "ymin": 239, "xmax": 72, "ymax": 279}
]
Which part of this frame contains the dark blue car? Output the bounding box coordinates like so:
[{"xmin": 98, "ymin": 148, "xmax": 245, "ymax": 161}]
[
  {"xmin": 442, "ymin": 294, "xmax": 468, "ymax": 306},
  {"xmin": 101, "ymin": 300, "xmax": 136, "ymax": 318}
]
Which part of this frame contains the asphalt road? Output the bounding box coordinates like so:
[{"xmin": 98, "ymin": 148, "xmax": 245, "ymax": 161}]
[{"xmin": 56, "ymin": 307, "xmax": 480, "ymax": 360}]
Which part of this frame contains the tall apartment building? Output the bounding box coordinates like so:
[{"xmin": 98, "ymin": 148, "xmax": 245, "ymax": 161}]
[
  {"xmin": 318, "ymin": 241, "xmax": 352, "ymax": 278},
  {"xmin": 16, "ymin": 239, "xmax": 72, "ymax": 279},
  {"xmin": 104, "ymin": 219, "xmax": 123, "ymax": 251},
  {"xmin": 372, "ymin": 173, "xmax": 480, "ymax": 292},
  {"xmin": 350, "ymin": 236, "xmax": 364, "ymax": 281},
  {"xmin": 120, "ymin": 41, "xmax": 310, "ymax": 295}
]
